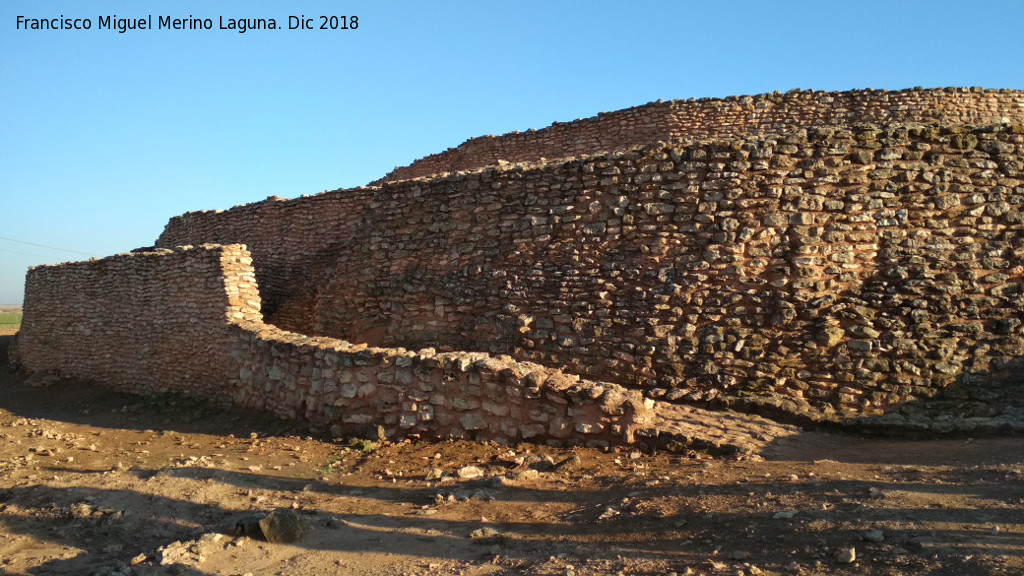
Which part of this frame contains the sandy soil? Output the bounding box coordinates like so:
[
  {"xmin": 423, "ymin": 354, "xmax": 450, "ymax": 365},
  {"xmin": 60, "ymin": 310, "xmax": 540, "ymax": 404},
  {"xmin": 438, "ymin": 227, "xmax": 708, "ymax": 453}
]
[{"xmin": 0, "ymin": 334, "xmax": 1022, "ymax": 576}]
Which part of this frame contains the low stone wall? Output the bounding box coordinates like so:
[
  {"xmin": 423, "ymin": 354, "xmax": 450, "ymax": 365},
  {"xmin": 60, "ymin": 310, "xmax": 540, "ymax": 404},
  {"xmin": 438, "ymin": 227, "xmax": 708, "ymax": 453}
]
[
  {"xmin": 11, "ymin": 245, "xmax": 654, "ymax": 447},
  {"xmin": 225, "ymin": 322, "xmax": 653, "ymax": 446},
  {"xmin": 375, "ymin": 88, "xmax": 1024, "ymax": 184}
]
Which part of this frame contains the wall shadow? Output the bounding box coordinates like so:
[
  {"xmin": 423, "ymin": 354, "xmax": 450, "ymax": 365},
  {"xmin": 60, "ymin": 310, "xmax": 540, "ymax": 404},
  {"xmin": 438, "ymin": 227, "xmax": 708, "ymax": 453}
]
[{"xmin": 0, "ymin": 347, "xmax": 314, "ymax": 441}]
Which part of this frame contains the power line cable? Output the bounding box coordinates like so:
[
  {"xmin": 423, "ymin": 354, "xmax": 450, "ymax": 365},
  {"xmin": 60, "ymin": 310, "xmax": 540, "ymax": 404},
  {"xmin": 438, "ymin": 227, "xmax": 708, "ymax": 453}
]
[
  {"xmin": 0, "ymin": 235, "xmax": 95, "ymax": 256},
  {"xmin": 0, "ymin": 248, "xmax": 48, "ymax": 258},
  {"xmin": 0, "ymin": 247, "xmax": 66, "ymax": 259}
]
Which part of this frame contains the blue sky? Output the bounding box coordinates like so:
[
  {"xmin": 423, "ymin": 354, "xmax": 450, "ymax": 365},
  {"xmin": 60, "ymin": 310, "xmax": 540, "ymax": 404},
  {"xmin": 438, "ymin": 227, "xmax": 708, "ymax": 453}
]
[{"xmin": 2, "ymin": 1, "xmax": 1023, "ymax": 305}]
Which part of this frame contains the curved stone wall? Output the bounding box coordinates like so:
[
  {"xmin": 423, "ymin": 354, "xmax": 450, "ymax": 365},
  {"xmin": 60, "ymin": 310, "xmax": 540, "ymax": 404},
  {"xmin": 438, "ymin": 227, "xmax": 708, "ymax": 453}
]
[
  {"xmin": 26, "ymin": 88, "xmax": 1024, "ymax": 431},
  {"xmin": 375, "ymin": 88, "xmax": 1024, "ymax": 184},
  {"xmin": 11, "ymin": 245, "xmax": 656, "ymax": 447},
  {"xmin": 288, "ymin": 122, "xmax": 1024, "ymax": 422}
]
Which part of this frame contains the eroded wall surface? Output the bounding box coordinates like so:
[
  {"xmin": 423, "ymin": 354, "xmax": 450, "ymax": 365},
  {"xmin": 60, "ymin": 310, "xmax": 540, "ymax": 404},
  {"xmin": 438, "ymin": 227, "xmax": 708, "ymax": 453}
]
[
  {"xmin": 376, "ymin": 88, "xmax": 1024, "ymax": 184},
  {"xmin": 292, "ymin": 123, "xmax": 1024, "ymax": 422},
  {"xmin": 150, "ymin": 121, "xmax": 1024, "ymax": 424},
  {"xmin": 12, "ymin": 245, "xmax": 654, "ymax": 446},
  {"xmin": 23, "ymin": 88, "xmax": 1024, "ymax": 430}
]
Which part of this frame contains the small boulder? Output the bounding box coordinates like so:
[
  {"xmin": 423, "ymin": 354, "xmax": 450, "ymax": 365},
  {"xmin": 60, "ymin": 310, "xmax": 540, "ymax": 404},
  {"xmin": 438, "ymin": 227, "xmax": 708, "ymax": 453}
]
[
  {"xmin": 236, "ymin": 509, "xmax": 308, "ymax": 544},
  {"xmin": 836, "ymin": 547, "xmax": 856, "ymax": 564},
  {"xmin": 26, "ymin": 373, "xmax": 60, "ymax": 388},
  {"xmin": 259, "ymin": 509, "xmax": 308, "ymax": 544},
  {"xmin": 862, "ymin": 530, "xmax": 885, "ymax": 543},
  {"xmin": 457, "ymin": 465, "xmax": 484, "ymax": 480}
]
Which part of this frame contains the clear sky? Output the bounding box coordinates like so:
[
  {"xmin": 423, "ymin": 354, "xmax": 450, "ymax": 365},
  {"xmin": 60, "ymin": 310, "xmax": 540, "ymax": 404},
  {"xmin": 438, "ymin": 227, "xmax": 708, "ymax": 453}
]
[{"xmin": 2, "ymin": 1, "xmax": 1023, "ymax": 305}]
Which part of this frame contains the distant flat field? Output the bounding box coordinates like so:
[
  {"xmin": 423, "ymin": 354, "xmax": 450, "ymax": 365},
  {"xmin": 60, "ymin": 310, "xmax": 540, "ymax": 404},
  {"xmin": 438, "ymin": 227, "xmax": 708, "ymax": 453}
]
[{"xmin": 0, "ymin": 307, "xmax": 21, "ymax": 335}]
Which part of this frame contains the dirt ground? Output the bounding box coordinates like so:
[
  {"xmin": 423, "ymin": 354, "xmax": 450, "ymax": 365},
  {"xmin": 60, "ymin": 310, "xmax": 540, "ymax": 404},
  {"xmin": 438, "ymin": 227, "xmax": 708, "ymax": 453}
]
[{"xmin": 0, "ymin": 334, "xmax": 1022, "ymax": 576}]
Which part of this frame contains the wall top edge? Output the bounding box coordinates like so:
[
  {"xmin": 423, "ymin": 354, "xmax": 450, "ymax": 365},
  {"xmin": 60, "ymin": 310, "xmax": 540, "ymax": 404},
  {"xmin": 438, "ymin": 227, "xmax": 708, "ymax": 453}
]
[
  {"xmin": 167, "ymin": 119, "xmax": 1024, "ymax": 222},
  {"xmin": 167, "ymin": 186, "xmax": 383, "ymax": 220},
  {"xmin": 371, "ymin": 87, "xmax": 1024, "ymax": 181},
  {"xmin": 28, "ymin": 243, "xmax": 250, "ymax": 272}
]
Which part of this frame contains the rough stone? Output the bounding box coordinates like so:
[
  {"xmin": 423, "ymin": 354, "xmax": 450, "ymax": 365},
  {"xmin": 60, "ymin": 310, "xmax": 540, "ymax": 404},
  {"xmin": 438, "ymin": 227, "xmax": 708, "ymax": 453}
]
[
  {"xmin": 457, "ymin": 465, "xmax": 485, "ymax": 480},
  {"xmin": 836, "ymin": 547, "xmax": 857, "ymax": 564},
  {"xmin": 258, "ymin": 509, "xmax": 308, "ymax": 544},
  {"xmin": 13, "ymin": 88, "xmax": 1024, "ymax": 444}
]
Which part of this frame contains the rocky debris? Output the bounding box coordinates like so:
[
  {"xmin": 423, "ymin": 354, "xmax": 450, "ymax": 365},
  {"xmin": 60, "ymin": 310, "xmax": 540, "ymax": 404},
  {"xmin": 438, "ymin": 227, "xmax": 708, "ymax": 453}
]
[
  {"xmin": 170, "ymin": 455, "xmax": 216, "ymax": 468},
  {"xmin": 234, "ymin": 513, "xmax": 268, "ymax": 538},
  {"xmin": 836, "ymin": 547, "xmax": 857, "ymax": 564},
  {"xmin": 158, "ymin": 533, "xmax": 226, "ymax": 566},
  {"xmin": 86, "ymin": 561, "xmax": 134, "ymax": 576},
  {"xmin": 655, "ymin": 403, "xmax": 800, "ymax": 454},
  {"xmin": 506, "ymin": 468, "xmax": 540, "ymax": 482},
  {"xmin": 553, "ymin": 454, "xmax": 582, "ymax": 470},
  {"xmin": 435, "ymin": 487, "xmax": 496, "ymax": 504},
  {"xmin": 469, "ymin": 527, "xmax": 501, "ymax": 539},
  {"xmin": 527, "ymin": 454, "xmax": 559, "ymax": 471}
]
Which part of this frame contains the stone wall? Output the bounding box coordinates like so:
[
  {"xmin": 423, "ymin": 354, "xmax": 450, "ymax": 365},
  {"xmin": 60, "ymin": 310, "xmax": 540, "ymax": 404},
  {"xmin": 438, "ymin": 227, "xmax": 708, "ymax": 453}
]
[
  {"xmin": 11, "ymin": 245, "xmax": 654, "ymax": 447},
  {"xmin": 13, "ymin": 245, "xmax": 260, "ymax": 394},
  {"xmin": 156, "ymin": 190, "xmax": 375, "ymax": 317},
  {"xmin": 224, "ymin": 122, "xmax": 1023, "ymax": 423},
  {"xmin": 375, "ymin": 88, "xmax": 1024, "ymax": 184},
  {"xmin": 22, "ymin": 88, "xmax": 1024, "ymax": 431},
  {"xmin": 225, "ymin": 322, "xmax": 654, "ymax": 446}
]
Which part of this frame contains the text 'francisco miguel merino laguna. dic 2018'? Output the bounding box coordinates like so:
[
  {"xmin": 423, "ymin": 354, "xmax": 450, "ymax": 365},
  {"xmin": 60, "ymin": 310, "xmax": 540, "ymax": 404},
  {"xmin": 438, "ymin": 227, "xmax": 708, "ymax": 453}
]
[{"xmin": 15, "ymin": 15, "xmax": 358, "ymax": 33}]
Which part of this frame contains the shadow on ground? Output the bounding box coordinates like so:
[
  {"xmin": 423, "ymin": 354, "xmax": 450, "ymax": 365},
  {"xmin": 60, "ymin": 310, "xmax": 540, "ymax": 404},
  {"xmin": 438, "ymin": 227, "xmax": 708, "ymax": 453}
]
[{"xmin": 2, "ymin": 333, "xmax": 1023, "ymax": 576}]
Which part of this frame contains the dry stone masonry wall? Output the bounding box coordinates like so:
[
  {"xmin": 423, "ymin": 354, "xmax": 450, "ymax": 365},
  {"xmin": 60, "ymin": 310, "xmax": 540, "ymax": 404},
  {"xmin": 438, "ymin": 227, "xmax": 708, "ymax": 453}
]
[
  {"xmin": 14, "ymin": 88, "xmax": 1024, "ymax": 437},
  {"xmin": 157, "ymin": 189, "xmax": 375, "ymax": 318},
  {"xmin": 11, "ymin": 245, "xmax": 658, "ymax": 447},
  {"xmin": 13, "ymin": 245, "xmax": 261, "ymax": 396},
  {"xmin": 225, "ymin": 322, "xmax": 658, "ymax": 448},
  {"xmin": 279, "ymin": 122, "xmax": 1024, "ymax": 429}
]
